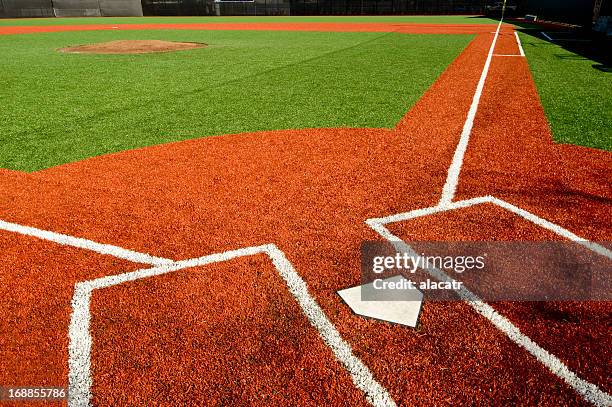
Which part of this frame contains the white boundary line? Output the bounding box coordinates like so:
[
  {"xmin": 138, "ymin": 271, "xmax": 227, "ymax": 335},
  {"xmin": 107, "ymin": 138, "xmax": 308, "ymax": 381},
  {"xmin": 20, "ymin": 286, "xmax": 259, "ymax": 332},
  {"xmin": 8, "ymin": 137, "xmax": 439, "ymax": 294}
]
[
  {"xmin": 362, "ymin": 5, "xmax": 611, "ymax": 402},
  {"xmin": 438, "ymin": 18, "xmax": 504, "ymax": 206},
  {"xmin": 541, "ymin": 31, "xmax": 554, "ymax": 41},
  {"xmin": 488, "ymin": 197, "xmax": 612, "ymax": 258},
  {"xmin": 1, "ymin": 4, "xmax": 607, "ymax": 405},
  {"xmin": 540, "ymin": 31, "xmax": 591, "ymax": 42},
  {"xmin": 514, "ymin": 31, "xmax": 526, "ymax": 56},
  {"xmin": 366, "ymin": 196, "xmax": 611, "ymax": 406},
  {"xmin": 0, "ymin": 219, "xmax": 394, "ymax": 407},
  {"xmin": 367, "ymin": 196, "xmax": 612, "ymax": 258},
  {"xmin": 0, "ymin": 219, "xmax": 172, "ymax": 266},
  {"xmin": 68, "ymin": 244, "xmax": 396, "ymax": 407}
]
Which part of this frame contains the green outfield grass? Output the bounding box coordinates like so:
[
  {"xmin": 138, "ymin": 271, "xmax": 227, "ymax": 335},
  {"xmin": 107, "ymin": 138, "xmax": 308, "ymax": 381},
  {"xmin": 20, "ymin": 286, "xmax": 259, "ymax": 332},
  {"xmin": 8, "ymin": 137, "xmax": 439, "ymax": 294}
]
[
  {"xmin": 0, "ymin": 29, "xmax": 472, "ymax": 171},
  {"xmin": 0, "ymin": 15, "xmax": 499, "ymax": 26},
  {"xmin": 519, "ymin": 32, "xmax": 612, "ymax": 151}
]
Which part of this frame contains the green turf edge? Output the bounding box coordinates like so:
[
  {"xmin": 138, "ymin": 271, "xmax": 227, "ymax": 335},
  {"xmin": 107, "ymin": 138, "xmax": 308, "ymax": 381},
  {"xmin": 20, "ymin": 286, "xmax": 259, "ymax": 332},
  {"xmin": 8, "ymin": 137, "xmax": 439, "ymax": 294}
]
[
  {"xmin": 519, "ymin": 31, "xmax": 612, "ymax": 151},
  {"xmin": 0, "ymin": 30, "xmax": 474, "ymax": 172}
]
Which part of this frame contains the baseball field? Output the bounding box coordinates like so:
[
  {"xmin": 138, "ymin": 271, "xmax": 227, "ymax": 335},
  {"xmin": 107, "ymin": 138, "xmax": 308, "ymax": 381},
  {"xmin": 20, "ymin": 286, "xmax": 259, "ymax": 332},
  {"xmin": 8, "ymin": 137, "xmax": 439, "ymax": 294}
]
[{"xmin": 0, "ymin": 13, "xmax": 610, "ymax": 407}]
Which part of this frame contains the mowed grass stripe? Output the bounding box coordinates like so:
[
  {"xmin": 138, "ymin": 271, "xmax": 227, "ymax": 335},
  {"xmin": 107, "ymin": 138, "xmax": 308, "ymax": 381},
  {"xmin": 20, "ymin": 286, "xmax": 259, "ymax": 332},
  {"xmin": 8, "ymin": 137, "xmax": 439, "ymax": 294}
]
[{"xmin": 0, "ymin": 30, "xmax": 472, "ymax": 171}]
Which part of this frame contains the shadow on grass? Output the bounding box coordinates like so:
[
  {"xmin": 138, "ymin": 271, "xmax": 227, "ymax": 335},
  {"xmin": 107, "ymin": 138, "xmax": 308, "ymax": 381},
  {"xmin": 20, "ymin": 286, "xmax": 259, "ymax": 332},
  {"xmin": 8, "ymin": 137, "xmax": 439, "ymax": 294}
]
[
  {"xmin": 476, "ymin": 15, "xmax": 611, "ymax": 69},
  {"xmin": 518, "ymin": 28, "xmax": 610, "ymax": 70}
]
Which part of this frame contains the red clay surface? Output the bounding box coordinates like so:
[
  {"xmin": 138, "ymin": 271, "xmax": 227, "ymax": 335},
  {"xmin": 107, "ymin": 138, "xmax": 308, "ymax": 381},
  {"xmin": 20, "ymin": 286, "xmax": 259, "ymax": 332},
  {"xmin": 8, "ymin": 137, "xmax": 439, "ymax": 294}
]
[
  {"xmin": 0, "ymin": 23, "xmax": 610, "ymax": 406},
  {"xmin": 90, "ymin": 256, "xmax": 368, "ymax": 406},
  {"xmin": 59, "ymin": 39, "xmax": 207, "ymax": 54},
  {"xmin": 387, "ymin": 205, "xmax": 611, "ymax": 395},
  {"xmin": 0, "ymin": 22, "xmax": 501, "ymax": 36},
  {"xmin": 0, "ymin": 231, "xmax": 144, "ymax": 405}
]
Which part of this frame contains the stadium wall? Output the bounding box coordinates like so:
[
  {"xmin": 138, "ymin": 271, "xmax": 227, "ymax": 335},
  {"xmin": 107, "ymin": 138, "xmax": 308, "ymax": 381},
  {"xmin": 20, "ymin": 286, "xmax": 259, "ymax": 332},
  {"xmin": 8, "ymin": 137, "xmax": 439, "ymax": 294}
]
[
  {"xmin": 0, "ymin": 0, "xmax": 54, "ymax": 18},
  {"xmin": 141, "ymin": 0, "xmax": 490, "ymax": 16},
  {"xmin": 523, "ymin": 0, "xmax": 595, "ymax": 26},
  {"xmin": 0, "ymin": 0, "xmax": 143, "ymax": 18}
]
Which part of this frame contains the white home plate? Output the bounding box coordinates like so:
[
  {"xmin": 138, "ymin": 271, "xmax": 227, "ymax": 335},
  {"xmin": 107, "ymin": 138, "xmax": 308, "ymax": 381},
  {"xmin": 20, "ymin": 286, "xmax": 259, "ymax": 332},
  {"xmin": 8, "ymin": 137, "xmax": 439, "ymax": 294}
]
[{"xmin": 337, "ymin": 275, "xmax": 423, "ymax": 327}]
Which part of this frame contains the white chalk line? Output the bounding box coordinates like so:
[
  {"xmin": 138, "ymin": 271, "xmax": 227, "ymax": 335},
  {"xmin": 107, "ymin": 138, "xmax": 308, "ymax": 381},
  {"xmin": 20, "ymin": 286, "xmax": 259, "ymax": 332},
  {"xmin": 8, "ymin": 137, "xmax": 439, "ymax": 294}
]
[
  {"xmin": 366, "ymin": 196, "xmax": 611, "ymax": 406},
  {"xmin": 1, "ymin": 7, "xmax": 605, "ymax": 405},
  {"xmin": 368, "ymin": 196, "xmax": 491, "ymax": 226},
  {"xmin": 488, "ymin": 197, "xmax": 612, "ymax": 259},
  {"xmin": 438, "ymin": 18, "xmax": 504, "ymax": 207},
  {"xmin": 368, "ymin": 196, "xmax": 611, "ymax": 260},
  {"xmin": 374, "ymin": 5, "xmax": 609, "ymax": 401},
  {"xmin": 514, "ymin": 31, "xmax": 526, "ymax": 56},
  {"xmin": 0, "ymin": 218, "xmax": 394, "ymax": 406},
  {"xmin": 68, "ymin": 244, "xmax": 395, "ymax": 407},
  {"xmin": 0, "ymin": 219, "xmax": 172, "ymax": 266},
  {"xmin": 540, "ymin": 32, "xmax": 591, "ymax": 42}
]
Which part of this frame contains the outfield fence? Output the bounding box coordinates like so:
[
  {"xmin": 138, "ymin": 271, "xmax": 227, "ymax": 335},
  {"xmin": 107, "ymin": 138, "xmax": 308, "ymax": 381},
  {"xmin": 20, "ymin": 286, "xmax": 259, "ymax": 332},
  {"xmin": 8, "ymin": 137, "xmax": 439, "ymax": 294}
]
[
  {"xmin": 141, "ymin": 0, "xmax": 490, "ymax": 17},
  {"xmin": 0, "ymin": 0, "xmax": 142, "ymax": 18}
]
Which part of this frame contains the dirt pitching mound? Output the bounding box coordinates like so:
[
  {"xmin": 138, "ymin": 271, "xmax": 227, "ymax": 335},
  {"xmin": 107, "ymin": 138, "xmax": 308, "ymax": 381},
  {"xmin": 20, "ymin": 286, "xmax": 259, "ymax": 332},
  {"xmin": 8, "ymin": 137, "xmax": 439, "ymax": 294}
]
[{"xmin": 59, "ymin": 40, "xmax": 207, "ymax": 54}]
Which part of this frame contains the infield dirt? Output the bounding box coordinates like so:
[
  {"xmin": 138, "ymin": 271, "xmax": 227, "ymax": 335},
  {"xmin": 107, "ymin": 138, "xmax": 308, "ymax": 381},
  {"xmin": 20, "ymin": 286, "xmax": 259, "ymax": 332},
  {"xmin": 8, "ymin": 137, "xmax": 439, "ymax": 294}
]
[{"xmin": 59, "ymin": 39, "xmax": 206, "ymax": 54}]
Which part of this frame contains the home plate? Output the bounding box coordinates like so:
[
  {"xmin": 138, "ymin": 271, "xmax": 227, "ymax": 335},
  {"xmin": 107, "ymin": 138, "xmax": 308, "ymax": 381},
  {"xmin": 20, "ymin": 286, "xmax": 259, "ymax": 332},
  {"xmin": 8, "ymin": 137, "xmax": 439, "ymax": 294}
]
[{"xmin": 337, "ymin": 275, "xmax": 423, "ymax": 327}]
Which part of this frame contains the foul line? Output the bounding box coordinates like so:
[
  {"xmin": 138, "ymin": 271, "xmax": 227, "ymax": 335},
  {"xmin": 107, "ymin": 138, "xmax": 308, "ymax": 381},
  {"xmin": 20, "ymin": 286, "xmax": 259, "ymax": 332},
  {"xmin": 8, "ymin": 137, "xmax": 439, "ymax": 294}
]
[
  {"xmin": 438, "ymin": 18, "xmax": 504, "ymax": 206},
  {"xmin": 367, "ymin": 1, "xmax": 610, "ymax": 402},
  {"xmin": 366, "ymin": 196, "xmax": 611, "ymax": 406},
  {"xmin": 0, "ymin": 218, "xmax": 394, "ymax": 407}
]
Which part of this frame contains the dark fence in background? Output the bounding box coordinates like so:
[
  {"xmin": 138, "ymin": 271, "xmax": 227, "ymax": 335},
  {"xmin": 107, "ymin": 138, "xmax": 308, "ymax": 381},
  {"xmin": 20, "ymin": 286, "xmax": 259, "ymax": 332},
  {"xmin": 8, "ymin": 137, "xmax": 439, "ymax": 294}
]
[
  {"xmin": 523, "ymin": 0, "xmax": 595, "ymax": 26},
  {"xmin": 53, "ymin": 0, "xmax": 103, "ymax": 16},
  {"xmin": 0, "ymin": 0, "xmax": 143, "ymax": 17},
  {"xmin": 0, "ymin": 0, "xmax": 54, "ymax": 17},
  {"xmin": 0, "ymin": 0, "xmax": 601, "ymax": 25},
  {"xmin": 141, "ymin": 0, "xmax": 490, "ymax": 16}
]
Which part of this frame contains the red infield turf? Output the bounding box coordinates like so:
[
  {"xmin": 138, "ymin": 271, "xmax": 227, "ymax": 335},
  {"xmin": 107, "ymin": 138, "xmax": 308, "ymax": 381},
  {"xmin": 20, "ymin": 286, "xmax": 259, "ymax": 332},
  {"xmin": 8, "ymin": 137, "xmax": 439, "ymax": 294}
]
[{"xmin": 0, "ymin": 21, "xmax": 610, "ymax": 406}]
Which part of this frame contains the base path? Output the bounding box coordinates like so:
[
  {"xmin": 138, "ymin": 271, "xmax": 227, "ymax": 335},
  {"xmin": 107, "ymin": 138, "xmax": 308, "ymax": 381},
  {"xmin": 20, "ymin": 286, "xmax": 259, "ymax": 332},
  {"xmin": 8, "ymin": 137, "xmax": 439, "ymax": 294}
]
[{"xmin": 0, "ymin": 23, "xmax": 610, "ymax": 406}]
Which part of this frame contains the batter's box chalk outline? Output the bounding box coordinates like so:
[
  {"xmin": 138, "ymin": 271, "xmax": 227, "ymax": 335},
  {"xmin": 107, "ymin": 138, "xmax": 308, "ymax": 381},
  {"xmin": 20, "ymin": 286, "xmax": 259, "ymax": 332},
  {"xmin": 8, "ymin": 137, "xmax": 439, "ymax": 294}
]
[
  {"xmin": 67, "ymin": 244, "xmax": 396, "ymax": 407},
  {"xmin": 365, "ymin": 195, "xmax": 612, "ymax": 406},
  {"xmin": 0, "ymin": 220, "xmax": 395, "ymax": 407}
]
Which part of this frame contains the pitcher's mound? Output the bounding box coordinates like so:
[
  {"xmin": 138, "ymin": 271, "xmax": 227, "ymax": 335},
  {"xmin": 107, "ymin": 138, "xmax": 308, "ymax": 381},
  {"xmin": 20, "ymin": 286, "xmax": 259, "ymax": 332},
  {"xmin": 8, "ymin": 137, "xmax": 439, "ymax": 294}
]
[{"xmin": 59, "ymin": 40, "xmax": 207, "ymax": 54}]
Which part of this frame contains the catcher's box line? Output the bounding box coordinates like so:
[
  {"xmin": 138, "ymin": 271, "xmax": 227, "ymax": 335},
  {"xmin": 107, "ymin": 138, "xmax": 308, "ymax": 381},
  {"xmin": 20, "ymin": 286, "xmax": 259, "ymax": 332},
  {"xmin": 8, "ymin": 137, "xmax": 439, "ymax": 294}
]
[{"xmin": 0, "ymin": 220, "xmax": 394, "ymax": 407}]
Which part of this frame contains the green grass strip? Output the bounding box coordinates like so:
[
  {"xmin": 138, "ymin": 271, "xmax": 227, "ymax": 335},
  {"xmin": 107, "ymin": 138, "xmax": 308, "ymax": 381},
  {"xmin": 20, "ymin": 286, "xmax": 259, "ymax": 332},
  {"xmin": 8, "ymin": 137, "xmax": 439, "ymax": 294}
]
[
  {"xmin": 519, "ymin": 32, "xmax": 611, "ymax": 151},
  {"xmin": 0, "ymin": 30, "xmax": 472, "ymax": 171}
]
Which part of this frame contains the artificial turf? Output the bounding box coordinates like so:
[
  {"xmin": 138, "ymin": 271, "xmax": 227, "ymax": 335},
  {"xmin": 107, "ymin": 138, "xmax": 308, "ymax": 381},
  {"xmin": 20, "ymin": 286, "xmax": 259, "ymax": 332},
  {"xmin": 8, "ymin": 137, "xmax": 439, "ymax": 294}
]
[
  {"xmin": 518, "ymin": 32, "xmax": 612, "ymax": 151},
  {"xmin": 0, "ymin": 29, "xmax": 471, "ymax": 171},
  {"xmin": 0, "ymin": 15, "xmax": 499, "ymax": 26}
]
